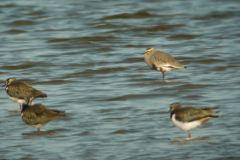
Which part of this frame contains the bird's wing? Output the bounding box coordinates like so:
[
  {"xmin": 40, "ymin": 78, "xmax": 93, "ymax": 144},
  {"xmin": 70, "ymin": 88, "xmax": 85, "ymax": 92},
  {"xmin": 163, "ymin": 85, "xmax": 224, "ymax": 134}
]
[
  {"xmin": 33, "ymin": 104, "xmax": 65, "ymax": 121},
  {"xmin": 31, "ymin": 89, "xmax": 47, "ymax": 98},
  {"xmin": 151, "ymin": 50, "xmax": 184, "ymax": 68},
  {"xmin": 32, "ymin": 104, "xmax": 47, "ymax": 115},
  {"xmin": 22, "ymin": 104, "xmax": 57, "ymax": 125},
  {"xmin": 30, "ymin": 104, "xmax": 53, "ymax": 123},
  {"xmin": 7, "ymin": 82, "xmax": 34, "ymax": 98},
  {"xmin": 47, "ymin": 109, "xmax": 65, "ymax": 120},
  {"xmin": 49, "ymin": 109, "xmax": 65, "ymax": 115},
  {"xmin": 150, "ymin": 52, "xmax": 169, "ymax": 66},
  {"xmin": 175, "ymin": 107, "xmax": 209, "ymax": 122}
]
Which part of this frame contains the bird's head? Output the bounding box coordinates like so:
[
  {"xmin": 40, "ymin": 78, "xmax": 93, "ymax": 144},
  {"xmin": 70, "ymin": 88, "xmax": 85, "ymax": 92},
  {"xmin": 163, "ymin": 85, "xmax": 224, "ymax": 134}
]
[
  {"xmin": 169, "ymin": 103, "xmax": 182, "ymax": 112},
  {"xmin": 2, "ymin": 78, "xmax": 16, "ymax": 87},
  {"xmin": 142, "ymin": 48, "xmax": 155, "ymax": 55}
]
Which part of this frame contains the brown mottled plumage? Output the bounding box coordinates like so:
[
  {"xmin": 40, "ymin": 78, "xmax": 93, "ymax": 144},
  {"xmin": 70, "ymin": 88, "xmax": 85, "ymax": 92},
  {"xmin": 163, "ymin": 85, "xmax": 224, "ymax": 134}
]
[
  {"xmin": 3, "ymin": 78, "xmax": 47, "ymax": 109},
  {"xmin": 21, "ymin": 103, "xmax": 65, "ymax": 131},
  {"xmin": 169, "ymin": 103, "xmax": 220, "ymax": 138}
]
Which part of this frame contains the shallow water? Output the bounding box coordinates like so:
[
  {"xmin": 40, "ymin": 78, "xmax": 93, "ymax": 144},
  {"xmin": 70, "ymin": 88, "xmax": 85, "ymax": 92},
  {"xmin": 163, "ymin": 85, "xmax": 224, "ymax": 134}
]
[{"xmin": 0, "ymin": 0, "xmax": 240, "ymax": 159}]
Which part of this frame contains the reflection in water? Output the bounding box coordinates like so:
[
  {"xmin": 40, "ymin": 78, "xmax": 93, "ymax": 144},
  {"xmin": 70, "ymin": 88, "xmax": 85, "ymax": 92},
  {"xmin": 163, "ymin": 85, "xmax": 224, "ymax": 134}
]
[
  {"xmin": 22, "ymin": 130, "xmax": 57, "ymax": 136},
  {"xmin": 146, "ymin": 79, "xmax": 185, "ymax": 83},
  {"xmin": 170, "ymin": 137, "xmax": 212, "ymax": 143},
  {"xmin": 5, "ymin": 109, "xmax": 21, "ymax": 114},
  {"xmin": 21, "ymin": 129, "xmax": 67, "ymax": 136}
]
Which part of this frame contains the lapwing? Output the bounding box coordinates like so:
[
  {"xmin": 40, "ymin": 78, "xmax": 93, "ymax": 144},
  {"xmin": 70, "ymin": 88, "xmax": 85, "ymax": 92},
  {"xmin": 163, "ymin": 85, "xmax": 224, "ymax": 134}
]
[
  {"xmin": 21, "ymin": 99, "xmax": 65, "ymax": 132},
  {"xmin": 3, "ymin": 78, "xmax": 47, "ymax": 110},
  {"xmin": 169, "ymin": 103, "xmax": 220, "ymax": 138}
]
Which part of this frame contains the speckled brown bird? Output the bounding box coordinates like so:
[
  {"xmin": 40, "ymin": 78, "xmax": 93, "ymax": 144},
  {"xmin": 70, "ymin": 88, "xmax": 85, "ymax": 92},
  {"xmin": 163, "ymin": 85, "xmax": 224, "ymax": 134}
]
[
  {"xmin": 21, "ymin": 102, "xmax": 65, "ymax": 131},
  {"xmin": 3, "ymin": 78, "xmax": 47, "ymax": 110},
  {"xmin": 169, "ymin": 103, "xmax": 220, "ymax": 138}
]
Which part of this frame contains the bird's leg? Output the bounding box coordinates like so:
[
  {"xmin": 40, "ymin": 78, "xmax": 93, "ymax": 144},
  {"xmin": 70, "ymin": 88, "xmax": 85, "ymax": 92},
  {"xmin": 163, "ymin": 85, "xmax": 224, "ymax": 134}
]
[
  {"xmin": 37, "ymin": 128, "xmax": 40, "ymax": 132},
  {"xmin": 162, "ymin": 72, "xmax": 165, "ymax": 80},
  {"xmin": 188, "ymin": 130, "xmax": 191, "ymax": 138},
  {"xmin": 19, "ymin": 103, "xmax": 21, "ymax": 110}
]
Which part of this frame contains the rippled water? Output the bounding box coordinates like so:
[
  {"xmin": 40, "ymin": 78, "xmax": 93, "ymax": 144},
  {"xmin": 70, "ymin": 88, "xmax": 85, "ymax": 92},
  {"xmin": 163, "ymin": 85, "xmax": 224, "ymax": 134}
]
[{"xmin": 0, "ymin": 0, "xmax": 240, "ymax": 159}]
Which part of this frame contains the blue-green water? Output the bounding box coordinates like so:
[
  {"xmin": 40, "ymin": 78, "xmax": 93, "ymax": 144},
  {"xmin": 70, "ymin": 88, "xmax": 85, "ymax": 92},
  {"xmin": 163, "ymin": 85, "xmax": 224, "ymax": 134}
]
[{"xmin": 0, "ymin": 0, "xmax": 240, "ymax": 159}]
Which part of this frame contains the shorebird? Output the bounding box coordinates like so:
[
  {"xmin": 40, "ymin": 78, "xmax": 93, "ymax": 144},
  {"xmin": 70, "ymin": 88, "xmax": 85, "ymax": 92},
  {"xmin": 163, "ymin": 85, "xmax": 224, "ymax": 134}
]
[
  {"xmin": 21, "ymin": 101, "xmax": 65, "ymax": 131},
  {"xmin": 143, "ymin": 48, "xmax": 186, "ymax": 80},
  {"xmin": 169, "ymin": 103, "xmax": 220, "ymax": 138},
  {"xmin": 3, "ymin": 78, "xmax": 47, "ymax": 110}
]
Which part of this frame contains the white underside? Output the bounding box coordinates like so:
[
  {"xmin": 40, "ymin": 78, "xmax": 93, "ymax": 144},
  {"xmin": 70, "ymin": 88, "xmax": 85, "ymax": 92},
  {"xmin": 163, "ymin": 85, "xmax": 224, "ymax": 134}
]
[
  {"xmin": 7, "ymin": 94, "xmax": 26, "ymax": 104},
  {"xmin": 29, "ymin": 123, "xmax": 45, "ymax": 129},
  {"xmin": 160, "ymin": 66, "xmax": 175, "ymax": 72},
  {"xmin": 6, "ymin": 92, "xmax": 34, "ymax": 105},
  {"xmin": 171, "ymin": 114, "xmax": 201, "ymax": 131},
  {"xmin": 156, "ymin": 65, "xmax": 182, "ymax": 72}
]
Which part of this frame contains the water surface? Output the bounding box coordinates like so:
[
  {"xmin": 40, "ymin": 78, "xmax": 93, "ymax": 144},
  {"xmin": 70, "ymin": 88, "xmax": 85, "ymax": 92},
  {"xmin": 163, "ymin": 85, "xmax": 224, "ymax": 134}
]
[{"xmin": 0, "ymin": 0, "xmax": 240, "ymax": 159}]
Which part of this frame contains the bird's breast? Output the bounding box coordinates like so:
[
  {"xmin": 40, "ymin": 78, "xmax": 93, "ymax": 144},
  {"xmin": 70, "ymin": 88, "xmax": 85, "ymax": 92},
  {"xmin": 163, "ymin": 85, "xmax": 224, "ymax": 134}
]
[{"xmin": 171, "ymin": 114, "xmax": 201, "ymax": 131}]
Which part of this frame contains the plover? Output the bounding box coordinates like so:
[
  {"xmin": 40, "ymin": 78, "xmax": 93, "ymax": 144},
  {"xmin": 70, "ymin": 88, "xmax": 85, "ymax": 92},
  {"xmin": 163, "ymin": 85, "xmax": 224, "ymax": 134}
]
[{"xmin": 143, "ymin": 48, "xmax": 186, "ymax": 80}]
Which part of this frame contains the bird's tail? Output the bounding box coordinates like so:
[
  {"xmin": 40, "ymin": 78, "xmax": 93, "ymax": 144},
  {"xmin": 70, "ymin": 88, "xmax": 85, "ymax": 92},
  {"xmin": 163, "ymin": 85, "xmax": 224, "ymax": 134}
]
[
  {"xmin": 32, "ymin": 90, "xmax": 47, "ymax": 98},
  {"xmin": 51, "ymin": 109, "xmax": 66, "ymax": 116},
  {"xmin": 210, "ymin": 115, "xmax": 220, "ymax": 118},
  {"xmin": 39, "ymin": 93, "xmax": 47, "ymax": 98}
]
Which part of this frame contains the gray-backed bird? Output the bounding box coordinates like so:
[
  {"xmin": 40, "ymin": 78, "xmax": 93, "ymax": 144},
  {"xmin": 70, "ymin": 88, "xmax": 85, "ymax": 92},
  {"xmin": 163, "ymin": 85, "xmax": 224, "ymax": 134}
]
[{"xmin": 143, "ymin": 48, "xmax": 186, "ymax": 80}]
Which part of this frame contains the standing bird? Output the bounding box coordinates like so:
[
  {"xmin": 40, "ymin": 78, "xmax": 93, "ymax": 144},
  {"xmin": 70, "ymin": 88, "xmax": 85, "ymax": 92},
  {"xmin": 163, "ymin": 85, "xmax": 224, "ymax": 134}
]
[
  {"xmin": 143, "ymin": 48, "xmax": 186, "ymax": 80},
  {"xmin": 3, "ymin": 78, "xmax": 47, "ymax": 110},
  {"xmin": 21, "ymin": 102, "xmax": 65, "ymax": 132},
  {"xmin": 169, "ymin": 103, "xmax": 220, "ymax": 138}
]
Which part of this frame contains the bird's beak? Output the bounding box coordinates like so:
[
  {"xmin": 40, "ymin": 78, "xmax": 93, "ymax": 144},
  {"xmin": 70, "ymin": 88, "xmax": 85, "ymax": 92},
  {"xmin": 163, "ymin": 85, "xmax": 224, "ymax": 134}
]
[
  {"xmin": 168, "ymin": 109, "xmax": 171, "ymax": 113},
  {"xmin": 2, "ymin": 84, "xmax": 6, "ymax": 87},
  {"xmin": 142, "ymin": 53, "xmax": 145, "ymax": 55}
]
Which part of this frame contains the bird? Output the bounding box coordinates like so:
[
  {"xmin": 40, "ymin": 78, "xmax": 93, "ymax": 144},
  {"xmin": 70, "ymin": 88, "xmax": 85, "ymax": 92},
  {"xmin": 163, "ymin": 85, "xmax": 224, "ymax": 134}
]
[
  {"xmin": 2, "ymin": 78, "xmax": 47, "ymax": 110},
  {"xmin": 143, "ymin": 48, "xmax": 186, "ymax": 80},
  {"xmin": 21, "ymin": 100, "xmax": 65, "ymax": 132},
  {"xmin": 169, "ymin": 103, "xmax": 220, "ymax": 138}
]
